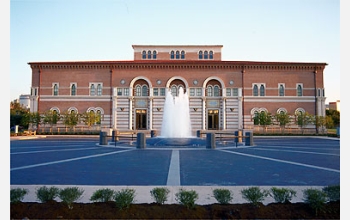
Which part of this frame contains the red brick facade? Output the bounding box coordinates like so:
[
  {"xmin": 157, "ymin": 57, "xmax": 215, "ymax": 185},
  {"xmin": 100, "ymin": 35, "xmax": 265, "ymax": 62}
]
[{"xmin": 28, "ymin": 45, "xmax": 327, "ymax": 134}]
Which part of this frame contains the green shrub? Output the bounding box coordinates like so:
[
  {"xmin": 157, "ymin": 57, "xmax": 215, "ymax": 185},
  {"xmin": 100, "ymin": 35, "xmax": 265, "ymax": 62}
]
[
  {"xmin": 58, "ymin": 187, "xmax": 84, "ymax": 209},
  {"xmin": 150, "ymin": 187, "xmax": 170, "ymax": 205},
  {"xmin": 175, "ymin": 188, "xmax": 198, "ymax": 209},
  {"xmin": 240, "ymin": 186, "xmax": 269, "ymax": 207},
  {"xmin": 11, "ymin": 188, "xmax": 29, "ymax": 204},
  {"xmin": 35, "ymin": 186, "xmax": 59, "ymax": 203},
  {"xmin": 270, "ymin": 187, "xmax": 296, "ymax": 203},
  {"xmin": 303, "ymin": 188, "xmax": 328, "ymax": 216},
  {"xmin": 322, "ymin": 185, "xmax": 340, "ymax": 202},
  {"xmin": 114, "ymin": 188, "xmax": 136, "ymax": 210},
  {"xmin": 212, "ymin": 188, "xmax": 233, "ymax": 204},
  {"xmin": 90, "ymin": 188, "xmax": 116, "ymax": 202}
]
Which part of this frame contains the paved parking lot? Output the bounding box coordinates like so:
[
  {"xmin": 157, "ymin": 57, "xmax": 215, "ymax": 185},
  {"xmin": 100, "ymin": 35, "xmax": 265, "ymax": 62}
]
[{"xmin": 10, "ymin": 136, "xmax": 340, "ymax": 186}]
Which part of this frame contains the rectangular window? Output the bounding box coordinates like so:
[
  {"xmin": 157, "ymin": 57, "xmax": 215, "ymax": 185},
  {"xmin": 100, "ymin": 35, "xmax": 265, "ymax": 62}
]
[
  {"xmin": 160, "ymin": 88, "xmax": 166, "ymax": 96},
  {"xmin": 153, "ymin": 88, "xmax": 159, "ymax": 96},
  {"xmin": 124, "ymin": 88, "xmax": 129, "ymax": 96},
  {"xmin": 97, "ymin": 84, "xmax": 102, "ymax": 96},
  {"xmin": 117, "ymin": 88, "xmax": 122, "ymax": 96},
  {"xmin": 190, "ymin": 88, "xmax": 195, "ymax": 96},
  {"xmin": 196, "ymin": 88, "xmax": 202, "ymax": 96},
  {"xmin": 226, "ymin": 88, "xmax": 231, "ymax": 96},
  {"xmin": 232, "ymin": 88, "xmax": 238, "ymax": 96}
]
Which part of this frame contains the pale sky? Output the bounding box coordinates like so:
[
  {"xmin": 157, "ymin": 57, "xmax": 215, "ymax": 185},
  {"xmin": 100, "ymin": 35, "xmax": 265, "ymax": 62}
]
[{"xmin": 9, "ymin": 0, "xmax": 340, "ymax": 104}]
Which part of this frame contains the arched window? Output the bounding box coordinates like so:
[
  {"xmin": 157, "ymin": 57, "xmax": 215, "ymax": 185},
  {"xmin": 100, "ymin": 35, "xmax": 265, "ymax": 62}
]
[
  {"xmin": 279, "ymin": 85, "xmax": 284, "ymax": 96},
  {"xmin": 175, "ymin": 51, "xmax": 180, "ymax": 59},
  {"xmin": 153, "ymin": 50, "xmax": 157, "ymax": 59},
  {"xmin": 181, "ymin": 50, "xmax": 185, "ymax": 59},
  {"xmin": 253, "ymin": 85, "xmax": 258, "ymax": 96},
  {"xmin": 198, "ymin": 51, "xmax": 203, "ymax": 59},
  {"xmin": 207, "ymin": 85, "xmax": 213, "ymax": 96},
  {"xmin": 260, "ymin": 85, "xmax": 265, "ymax": 96},
  {"xmin": 214, "ymin": 85, "xmax": 220, "ymax": 97},
  {"xmin": 135, "ymin": 85, "xmax": 141, "ymax": 96},
  {"xmin": 141, "ymin": 85, "xmax": 148, "ymax": 96},
  {"xmin": 209, "ymin": 51, "xmax": 213, "ymax": 59},
  {"xmin": 204, "ymin": 51, "xmax": 208, "ymax": 59},
  {"xmin": 170, "ymin": 51, "xmax": 174, "ymax": 59},
  {"xmin": 97, "ymin": 84, "xmax": 102, "ymax": 96},
  {"xmin": 297, "ymin": 85, "xmax": 303, "ymax": 96},
  {"xmin": 142, "ymin": 50, "xmax": 146, "ymax": 59},
  {"xmin": 147, "ymin": 50, "xmax": 152, "ymax": 59},
  {"xmin": 53, "ymin": 84, "xmax": 58, "ymax": 96},
  {"xmin": 71, "ymin": 84, "xmax": 76, "ymax": 96},
  {"xmin": 90, "ymin": 84, "xmax": 95, "ymax": 96},
  {"xmin": 171, "ymin": 85, "xmax": 177, "ymax": 96},
  {"xmin": 96, "ymin": 110, "xmax": 101, "ymax": 124}
]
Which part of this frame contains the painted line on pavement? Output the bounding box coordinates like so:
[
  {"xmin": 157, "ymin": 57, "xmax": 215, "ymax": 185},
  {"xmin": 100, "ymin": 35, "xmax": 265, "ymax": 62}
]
[
  {"xmin": 250, "ymin": 147, "xmax": 340, "ymax": 156},
  {"xmin": 219, "ymin": 149, "xmax": 340, "ymax": 173},
  {"xmin": 11, "ymin": 147, "xmax": 101, "ymax": 155},
  {"xmin": 11, "ymin": 149, "xmax": 134, "ymax": 171},
  {"xmin": 167, "ymin": 150, "xmax": 181, "ymax": 186}
]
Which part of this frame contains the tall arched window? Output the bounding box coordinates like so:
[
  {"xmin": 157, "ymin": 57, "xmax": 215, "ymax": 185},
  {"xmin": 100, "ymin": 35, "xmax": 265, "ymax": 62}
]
[
  {"xmin": 175, "ymin": 51, "xmax": 180, "ymax": 59},
  {"xmin": 96, "ymin": 110, "xmax": 101, "ymax": 124},
  {"xmin": 141, "ymin": 85, "xmax": 148, "ymax": 96},
  {"xmin": 171, "ymin": 85, "xmax": 177, "ymax": 96},
  {"xmin": 142, "ymin": 50, "xmax": 146, "ymax": 59},
  {"xmin": 71, "ymin": 84, "xmax": 76, "ymax": 96},
  {"xmin": 170, "ymin": 51, "xmax": 174, "ymax": 59},
  {"xmin": 260, "ymin": 85, "xmax": 265, "ymax": 96},
  {"xmin": 153, "ymin": 50, "xmax": 157, "ymax": 59},
  {"xmin": 214, "ymin": 85, "xmax": 220, "ymax": 97},
  {"xmin": 207, "ymin": 85, "xmax": 213, "ymax": 96},
  {"xmin": 204, "ymin": 51, "xmax": 208, "ymax": 59},
  {"xmin": 297, "ymin": 85, "xmax": 303, "ymax": 96},
  {"xmin": 279, "ymin": 85, "xmax": 284, "ymax": 96},
  {"xmin": 181, "ymin": 50, "xmax": 185, "ymax": 59},
  {"xmin": 147, "ymin": 50, "xmax": 152, "ymax": 59},
  {"xmin": 198, "ymin": 51, "xmax": 203, "ymax": 59},
  {"xmin": 90, "ymin": 84, "xmax": 95, "ymax": 96},
  {"xmin": 53, "ymin": 84, "xmax": 58, "ymax": 96},
  {"xmin": 135, "ymin": 85, "xmax": 141, "ymax": 96},
  {"xmin": 209, "ymin": 51, "xmax": 213, "ymax": 59},
  {"xmin": 253, "ymin": 85, "xmax": 258, "ymax": 96},
  {"xmin": 97, "ymin": 84, "xmax": 102, "ymax": 96}
]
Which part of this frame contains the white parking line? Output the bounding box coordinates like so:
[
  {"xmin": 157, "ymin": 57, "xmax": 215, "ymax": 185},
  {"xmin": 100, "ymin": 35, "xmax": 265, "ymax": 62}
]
[
  {"xmin": 11, "ymin": 149, "xmax": 134, "ymax": 171},
  {"xmin": 167, "ymin": 150, "xmax": 181, "ymax": 186},
  {"xmin": 11, "ymin": 147, "xmax": 101, "ymax": 155},
  {"xmin": 219, "ymin": 149, "xmax": 340, "ymax": 173},
  {"xmin": 250, "ymin": 147, "xmax": 340, "ymax": 156}
]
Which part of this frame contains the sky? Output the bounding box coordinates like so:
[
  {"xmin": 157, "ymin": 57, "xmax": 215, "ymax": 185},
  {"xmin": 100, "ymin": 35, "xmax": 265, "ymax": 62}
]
[{"xmin": 9, "ymin": 0, "xmax": 340, "ymax": 104}]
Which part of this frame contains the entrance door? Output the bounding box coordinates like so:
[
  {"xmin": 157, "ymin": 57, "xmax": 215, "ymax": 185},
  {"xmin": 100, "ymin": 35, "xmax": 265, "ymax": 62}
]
[
  {"xmin": 135, "ymin": 109, "xmax": 147, "ymax": 130},
  {"xmin": 208, "ymin": 109, "xmax": 219, "ymax": 130}
]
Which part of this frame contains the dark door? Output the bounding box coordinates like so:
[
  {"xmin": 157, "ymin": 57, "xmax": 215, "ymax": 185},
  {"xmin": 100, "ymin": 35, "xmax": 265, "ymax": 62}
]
[
  {"xmin": 208, "ymin": 109, "xmax": 219, "ymax": 130},
  {"xmin": 136, "ymin": 109, "xmax": 147, "ymax": 130}
]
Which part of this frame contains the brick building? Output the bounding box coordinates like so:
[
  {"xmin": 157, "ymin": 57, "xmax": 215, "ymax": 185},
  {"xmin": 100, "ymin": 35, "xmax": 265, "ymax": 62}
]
[{"xmin": 28, "ymin": 45, "xmax": 327, "ymax": 134}]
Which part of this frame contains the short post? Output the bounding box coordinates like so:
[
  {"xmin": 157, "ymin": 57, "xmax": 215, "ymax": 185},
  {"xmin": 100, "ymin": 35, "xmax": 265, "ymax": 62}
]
[
  {"xmin": 206, "ymin": 133, "xmax": 216, "ymax": 149},
  {"xmin": 196, "ymin": 130, "xmax": 201, "ymax": 138},
  {"xmin": 112, "ymin": 130, "xmax": 116, "ymax": 142},
  {"xmin": 99, "ymin": 131, "xmax": 108, "ymax": 145},
  {"xmin": 245, "ymin": 132, "xmax": 254, "ymax": 146},
  {"xmin": 137, "ymin": 133, "xmax": 146, "ymax": 149},
  {"xmin": 151, "ymin": 130, "xmax": 157, "ymax": 138},
  {"xmin": 234, "ymin": 131, "xmax": 239, "ymax": 147}
]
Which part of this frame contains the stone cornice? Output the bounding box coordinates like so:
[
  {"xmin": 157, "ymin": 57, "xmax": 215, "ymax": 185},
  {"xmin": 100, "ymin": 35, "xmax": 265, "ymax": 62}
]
[{"xmin": 28, "ymin": 61, "xmax": 327, "ymax": 71}]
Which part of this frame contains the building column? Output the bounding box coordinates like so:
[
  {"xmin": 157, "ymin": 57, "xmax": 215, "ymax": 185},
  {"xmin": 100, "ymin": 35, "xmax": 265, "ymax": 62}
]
[
  {"xmin": 149, "ymin": 97, "xmax": 153, "ymax": 130},
  {"xmin": 221, "ymin": 97, "xmax": 226, "ymax": 130},
  {"xmin": 128, "ymin": 97, "xmax": 133, "ymax": 130},
  {"xmin": 112, "ymin": 88, "xmax": 117, "ymax": 129},
  {"xmin": 202, "ymin": 97, "xmax": 206, "ymax": 130},
  {"xmin": 238, "ymin": 88, "xmax": 243, "ymax": 130}
]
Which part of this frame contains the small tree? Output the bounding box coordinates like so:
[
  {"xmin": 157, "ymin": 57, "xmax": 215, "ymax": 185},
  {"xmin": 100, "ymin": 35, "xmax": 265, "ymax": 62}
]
[
  {"xmin": 150, "ymin": 187, "xmax": 170, "ymax": 205},
  {"xmin": 175, "ymin": 188, "xmax": 198, "ymax": 209},
  {"xmin": 303, "ymin": 188, "xmax": 327, "ymax": 216},
  {"xmin": 90, "ymin": 188, "xmax": 116, "ymax": 202},
  {"xmin": 315, "ymin": 115, "xmax": 327, "ymax": 134},
  {"xmin": 296, "ymin": 112, "xmax": 315, "ymax": 134},
  {"xmin": 35, "ymin": 186, "xmax": 59, "ymax": 203},
  {"xmin": 241, "ymin": 186, "xmax": 269, "ymax": 207},
  {"xmin": 81, "ymin": 111, "xmax": 98, "ymax": 129},
  {"xmin": 270, "ymin": 187, "xmax": 296, "ymax": 203},
  {"xmin": 253, "ymin": 111, "xmax": 272, "ymax": 133},
  {"xmin": 114, "ymin": 188, "xmax": 136, "ymax": 210},
  {"xmin": 62, "ymin": 110, "xmax": 80, "ymax": 131},
  {"xmin": 274, "ymin": 112, "xmax": 291, "ymax": 133},
  {"xmin": 213, "ymin": 188, "xmax": 233, "ymax": 204},
  {"xmin": 11, "ymin": 188, "xmax": 29, "ymax": 204},
  {"xmin": 58, "ymin": 187, "xmax": 84, "ymax": 209}
]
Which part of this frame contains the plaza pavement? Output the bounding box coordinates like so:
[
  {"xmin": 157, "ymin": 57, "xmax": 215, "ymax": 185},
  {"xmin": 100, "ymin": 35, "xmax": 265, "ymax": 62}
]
[{"xmin": 10, "ymin": 135, "xmax": 340, "ymax": 205}]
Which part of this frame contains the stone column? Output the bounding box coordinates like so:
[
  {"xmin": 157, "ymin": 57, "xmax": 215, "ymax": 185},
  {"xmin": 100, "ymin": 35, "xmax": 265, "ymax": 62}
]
[
  {"xmin": 238, "ymin": 88, "xmax": 243, "ymax": 130},
  {"xmin": 149, "ymin": 97, "xmax": 153, "ymax": 130},
  {"xmin": 202, "ymin": 97, "xmax": 206, "ymax": 130},
  {"xmin": 128, "ymin": 97, "xmax": 133, "ymax": 130}
]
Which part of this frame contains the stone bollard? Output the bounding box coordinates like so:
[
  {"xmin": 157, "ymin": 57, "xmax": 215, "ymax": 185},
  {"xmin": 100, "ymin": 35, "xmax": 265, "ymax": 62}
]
[
  {"xmin": 99, "ymin": 131, "xmax": 108, "ymax": 145},
  {"xmin": 206, "ymin": 133, "xmax": 216, "ymax": 149},
  {"xmin": 234, "ymin": 131, "xmax": 239, "ymax": 147},
  {"xmin": 196, "ymin": 130, "xmax": 201, "ymax": 138},
  {"xmin": 151, "ymin": 130, "xmax": 157, "ymax": 138},
  {"xmin": 137, "ymin": 133, "xmax": 146, "ymax": 149},
  {"xmin": 245, "ymin": 132, "xmax": 254, "ymax": 146}
]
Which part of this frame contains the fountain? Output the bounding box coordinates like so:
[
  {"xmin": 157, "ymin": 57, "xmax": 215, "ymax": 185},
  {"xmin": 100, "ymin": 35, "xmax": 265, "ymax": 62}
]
[{"xmin": 160, "ymin": 87, "xmax": 192, "ymax": 138}]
